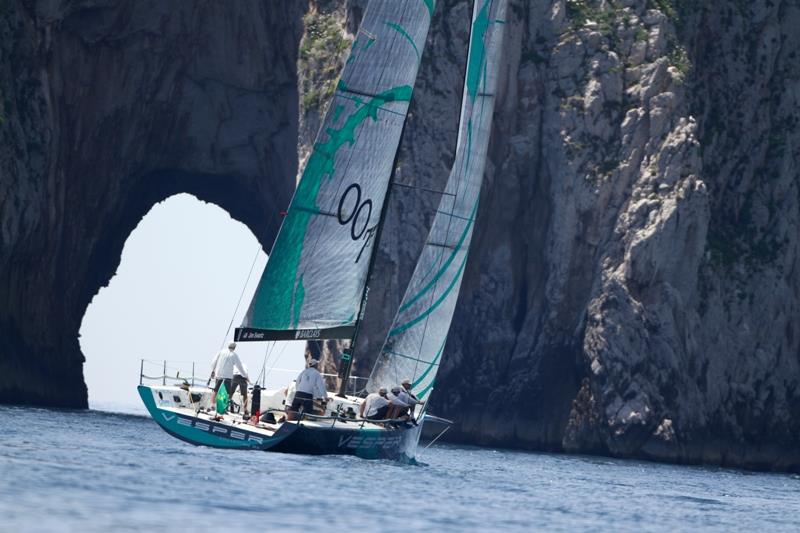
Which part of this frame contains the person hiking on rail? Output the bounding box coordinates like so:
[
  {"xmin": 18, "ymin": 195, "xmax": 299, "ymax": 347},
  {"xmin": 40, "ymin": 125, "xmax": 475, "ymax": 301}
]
[
  {"xmin": 396, "ymin": 379, "xmax": 424, "ymax": 424},
  {"xmin": 400, "ymin": 378, "xmax": 423, "ymax": 409},
  {"xmin": 360, "ymin": 387, "xmax": 390, "ymax": 421},
  {"xmin": 387, "ymin": 386, "xmax": 411, "ymax": 420}
]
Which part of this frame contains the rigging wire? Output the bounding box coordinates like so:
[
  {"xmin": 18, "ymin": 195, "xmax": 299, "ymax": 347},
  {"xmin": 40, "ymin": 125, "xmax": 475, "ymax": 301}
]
[
  {"xmin": 418, "ymin": 425, "xmax": 451, "ymax": 459},
  {"xmin": 218, "ymin": 246, "xmax": 262, "ymax": 351},
  {"xmin": 256, "ymin": 340, "xmax": 276, "ymax": 387},
  {"xmin": 265, "ymin": 341, "xmax": 290, "ymax": 384}
]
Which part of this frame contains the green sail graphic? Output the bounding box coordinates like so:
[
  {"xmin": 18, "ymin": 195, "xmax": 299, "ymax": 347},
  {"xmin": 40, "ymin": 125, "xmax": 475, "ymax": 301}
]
[
  {"xmin": 368, "ymin": 0, "xmax": 507, "ymax": 399},
  {"xmin": 241, "ymin": 1, "xmax": 433, "ymax": 339}
]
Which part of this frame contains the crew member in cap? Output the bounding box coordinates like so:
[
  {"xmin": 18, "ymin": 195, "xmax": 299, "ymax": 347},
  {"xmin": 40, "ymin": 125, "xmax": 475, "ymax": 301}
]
[
  {"xmin": 398, "ymin": 379, "xmax": 424, "ymax": 423},
  {"xmin": 387, "ymin": 386, "xmax": 411, "ymax": 419},
  {"xmin": 209, "ymin": 341, "xmax": 247, "ymax": 413},
  {"xmin": 400, "ymin": 379, "xmax": 423, "ymax": 405},
  {"xmin": 290, "ymin": 357, "xmax": 328, "ymax": 418}
]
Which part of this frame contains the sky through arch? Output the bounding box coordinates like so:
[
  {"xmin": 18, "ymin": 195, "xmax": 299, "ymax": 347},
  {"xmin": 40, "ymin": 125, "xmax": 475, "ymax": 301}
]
[{"xmin": 79, "ymin": 193, "xmax": 305, "ymax": 412}]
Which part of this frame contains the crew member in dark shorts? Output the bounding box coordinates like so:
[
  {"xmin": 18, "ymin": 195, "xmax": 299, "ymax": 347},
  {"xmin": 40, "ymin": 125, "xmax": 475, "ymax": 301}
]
[
  {"xmin": 209, "ymin": 341, "xmax": 247, "ymax": 413},
  {"xmin": 232, "ymin": 363, "xmax": 250, "ymax": 417},
  {"xmin": 289, "ymin": 358, "xmax": 328, "ymax": 419},
  {"xmin": 212, "ymin": 378, "xmax": 233, "ymax": 407},
  {"xmin": 360, "ymin": 388, "xmax": 390, "ymax": 421},
  {"xmin": 387, "ymin": 386, "xmax": 410, "ymax": 420}
]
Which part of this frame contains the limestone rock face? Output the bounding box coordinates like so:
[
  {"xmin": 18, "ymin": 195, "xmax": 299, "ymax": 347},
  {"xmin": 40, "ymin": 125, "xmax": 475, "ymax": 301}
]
[
  {"xmin": 3, "ymin": 0, "xmax": 799, "ymax": 471},
  {"xmin": 311, "ymin": 0, "xmax": 799, "ymax": 471},
  {"xmin": 0, "ymin": 0, "xmax": 302, "ymax": 406}
]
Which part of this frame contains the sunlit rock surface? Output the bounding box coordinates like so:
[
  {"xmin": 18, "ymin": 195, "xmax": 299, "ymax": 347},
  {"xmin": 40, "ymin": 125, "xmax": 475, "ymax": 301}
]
[
  {"xmin": 309, "ymin": 0, "xmax": 800, "ymax": 472},
  {"xmin": 2, "ymin": 0, "xmax": 799, "ymax": 471}
]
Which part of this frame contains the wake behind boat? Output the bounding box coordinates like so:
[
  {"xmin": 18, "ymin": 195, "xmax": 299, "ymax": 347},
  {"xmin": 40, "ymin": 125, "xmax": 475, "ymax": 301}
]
[{"xmin": 139, "ymin": 0, "xmax": 507, "ymax": 461}]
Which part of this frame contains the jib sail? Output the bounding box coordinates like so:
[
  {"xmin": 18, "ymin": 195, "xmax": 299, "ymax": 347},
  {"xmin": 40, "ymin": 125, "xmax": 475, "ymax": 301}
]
[{"xmin": 367, "ymin": 0, "xmax": 507, "ymax": 398}]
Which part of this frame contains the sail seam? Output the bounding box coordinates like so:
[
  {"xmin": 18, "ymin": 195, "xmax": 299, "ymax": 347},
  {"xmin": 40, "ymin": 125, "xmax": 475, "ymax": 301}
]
[
  {"xmin": 336, "ymin": 92, "xmax": 407, "ymax": 118},
  {"xmin": 411, "ymin": 340, "xmax": 446, "ymax": 388},
  {"xmin": 389, "ymin": 249, "xmax": 469, "ymax": 336},
  {"xmin": 425, "ymin": 241, "xmax": 458, "ymax": 250},
  {"xmin": 397, "ymin": 198, "xmax": 478, "ymax": 313},
  {"xmin": 382, "ymin": 349, "xmax": 436, "ymax": 365},
  {"xmin": 392, "ymin": 181, "xmax": 456, "ymax": 196},
  {"xmin": 293, "ymin": 205, "xmax": 338, "ymax": 217},
  {"xmin": 435, "ymin": 210, "xmax": 474, "ymax": 222}
]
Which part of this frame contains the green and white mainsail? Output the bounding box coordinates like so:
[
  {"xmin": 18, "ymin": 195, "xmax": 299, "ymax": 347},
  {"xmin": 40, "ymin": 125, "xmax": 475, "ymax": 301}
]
[
  {"xmin": 367, "ymin": 0, "xmax": 507, "ymax": 399},
  {"xmin": 237, "ymin": 1, "xmax": 433, "ymax": 342}
]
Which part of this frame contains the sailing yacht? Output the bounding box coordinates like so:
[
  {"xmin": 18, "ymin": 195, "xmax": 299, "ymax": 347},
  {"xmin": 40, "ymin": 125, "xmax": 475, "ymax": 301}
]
[{"xmin": 138, "ymin": 0, "xmax": 507, "ymax": 461}]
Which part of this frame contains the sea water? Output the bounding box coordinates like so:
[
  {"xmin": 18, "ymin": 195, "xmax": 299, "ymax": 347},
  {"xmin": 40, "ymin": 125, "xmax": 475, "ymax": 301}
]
[{"xmin": 1, "ymin": 405, "xmax": 798, "ymax": 532}]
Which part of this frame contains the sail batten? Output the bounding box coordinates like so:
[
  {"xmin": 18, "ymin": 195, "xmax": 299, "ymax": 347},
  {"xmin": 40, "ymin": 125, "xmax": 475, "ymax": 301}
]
[
  {"xmin": 367, "ymin": 0, "xmax": 508, "ymax": 397},
  {"xmin": 240, "ymin": 1, "xmax": 433, "ymax": 341}
]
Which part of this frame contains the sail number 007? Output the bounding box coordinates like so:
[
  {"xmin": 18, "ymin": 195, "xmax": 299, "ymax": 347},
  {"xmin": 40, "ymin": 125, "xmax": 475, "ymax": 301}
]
[{"xmin": 337, "ymin": 183, "xmax": 376, "ymax": 263}]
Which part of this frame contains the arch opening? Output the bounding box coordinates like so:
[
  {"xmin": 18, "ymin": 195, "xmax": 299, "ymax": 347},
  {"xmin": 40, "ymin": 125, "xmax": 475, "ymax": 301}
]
[{"xmin": 79, "ymin": 193, "xmax": 304, "ymax": 412}]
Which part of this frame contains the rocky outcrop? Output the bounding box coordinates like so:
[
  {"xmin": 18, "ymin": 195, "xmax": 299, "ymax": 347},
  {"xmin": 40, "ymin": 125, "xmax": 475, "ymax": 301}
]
[
  {"xmin": 0, "ymin": 0, "xmax": 302, "ymax": 406},
  {"xmin": 2, "ymin": 0, "xmax": 799, "ymax": 471},
  {"xmin": 319, "ymin": 0, "xmax": 799, "ymax": 471}
]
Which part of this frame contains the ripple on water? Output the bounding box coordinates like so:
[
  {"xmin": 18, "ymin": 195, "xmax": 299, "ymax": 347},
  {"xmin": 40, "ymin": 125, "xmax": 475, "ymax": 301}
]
[
  {"xmin": 1, "ymin": 407, "xmax": 799, "ymax": 532},
  {"xmin": 669, "ymin": 495, "xmax": 726, "ymax": 506}
]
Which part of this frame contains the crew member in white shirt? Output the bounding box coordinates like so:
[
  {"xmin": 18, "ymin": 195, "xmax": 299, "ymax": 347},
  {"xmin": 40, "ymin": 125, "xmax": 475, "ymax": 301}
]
[
  {"xmin": 387, "ymin": 386, "xmax": 410, "ymax": 419},
  {"xmin": 289, "ymin": 358, "xmax": 328, "ymax": 419},
  {"xmin": 359, "ymin": 388, "xmax": 390, "ymax": 421},
  {"xmin": 400, "ymin": 378, "xmax": 423, "ymax": 407},
  {"xmin": 209, "ymin": 341, "xmax": 247, "ymax": 412}
]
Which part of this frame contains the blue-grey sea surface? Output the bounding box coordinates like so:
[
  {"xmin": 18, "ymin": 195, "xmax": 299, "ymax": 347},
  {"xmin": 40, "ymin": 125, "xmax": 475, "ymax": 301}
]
[{"xmin": 1, "ymin": 406, "xmax": 799, "ymax": 531}]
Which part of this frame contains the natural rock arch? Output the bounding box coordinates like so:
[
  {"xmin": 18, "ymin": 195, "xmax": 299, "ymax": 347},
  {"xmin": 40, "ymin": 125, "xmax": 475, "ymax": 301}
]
[
  {"xmin": 0, "ymin": 0, "xmax": 303, "ymax": 407},
  {"xmin": 3, "ymin": 0, "xmax": 800, "ymax": 471}
]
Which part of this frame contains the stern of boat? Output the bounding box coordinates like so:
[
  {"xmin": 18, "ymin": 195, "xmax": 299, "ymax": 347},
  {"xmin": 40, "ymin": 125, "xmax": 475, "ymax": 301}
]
[{"xmin": 138, "ymin": 385, "xmax": 294, "ymax": 450}]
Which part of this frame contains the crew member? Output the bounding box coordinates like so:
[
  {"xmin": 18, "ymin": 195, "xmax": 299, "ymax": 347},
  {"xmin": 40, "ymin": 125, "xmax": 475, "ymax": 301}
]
[
  {"xmin": 387, "ymin": 386, "xmax": 410, "ymax": 419},
  {"xmin": 359, "ymin": 388, "xmax": 390, "ymax": 421},
  {"xmin": 398, "ymin": 379, "xmax": 424, "ymax": 424},
  {"xmin": 290, "ymin": 358, "xmax": 328, "ymax": 419},
  {"xmin": 209, "ymin": 341, "xmax": 247, "ymax": 413},
  {"xmin": 232, "ymin": 362, "xmax": 250, "ymax": 417},
  {"xmin": 400, "ymin": 379, "xmax": 423, "ymax": 409}
]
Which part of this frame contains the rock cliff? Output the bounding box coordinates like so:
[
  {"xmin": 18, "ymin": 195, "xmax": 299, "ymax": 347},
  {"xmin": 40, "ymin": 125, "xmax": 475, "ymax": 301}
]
[
  {"xmin": 0, "ymin": 0, "xmax": 301, "ymax": 406},
  {"xmin": 2, "ymin": 0, "xmax": 798, "ymax": 471},
  {"xmin": 311, "ymin": 0, "xmax": 800, "ymax": 472}
]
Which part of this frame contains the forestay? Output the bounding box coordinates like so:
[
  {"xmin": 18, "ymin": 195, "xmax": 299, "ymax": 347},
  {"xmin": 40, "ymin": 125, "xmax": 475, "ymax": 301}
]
[
  {"xmin": 238, "ymin": 1, "xmax": 434, "ymax": 342},
  {"xmin": 367, "ymin": 0, "xmax": 507, "ymax": 398}
]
